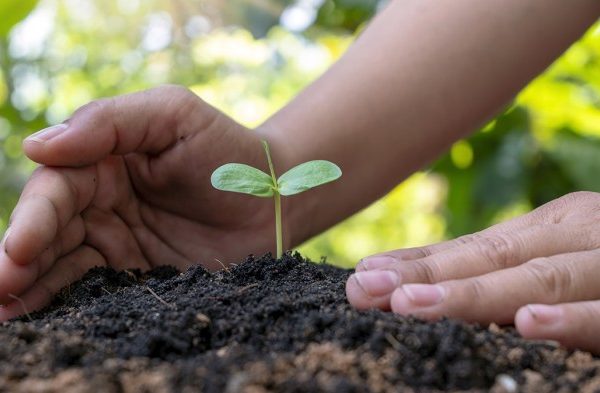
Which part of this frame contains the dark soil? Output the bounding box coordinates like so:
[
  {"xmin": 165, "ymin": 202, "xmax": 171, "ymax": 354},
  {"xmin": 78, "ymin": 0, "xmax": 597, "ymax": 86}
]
[{"xmin": 1, "ymin": 253, "xmax": 599, "ymax": 392}]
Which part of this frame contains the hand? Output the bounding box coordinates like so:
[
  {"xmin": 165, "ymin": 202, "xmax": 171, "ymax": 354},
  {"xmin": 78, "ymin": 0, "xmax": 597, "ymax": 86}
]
[
  {"xmin": 0, "ymin": 85, "xmax": 289, "ymax": 321},
  {"xmin": 346, "ymin": 191, "xmax": 600, "ymax": 353}
]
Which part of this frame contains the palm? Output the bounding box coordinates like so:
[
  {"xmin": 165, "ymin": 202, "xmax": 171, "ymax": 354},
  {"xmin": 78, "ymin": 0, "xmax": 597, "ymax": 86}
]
[{"xmin": 88, "ymin": 129, "xmax": 274, "ymax": 272}]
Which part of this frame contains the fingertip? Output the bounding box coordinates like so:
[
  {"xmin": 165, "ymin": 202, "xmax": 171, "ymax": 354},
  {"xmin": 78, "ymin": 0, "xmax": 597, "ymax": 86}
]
[
  {"xmin": 24, "ymin": 124, "xmax": 69, "ymax": 144},
  {"xmin": 0, "ymin": 254, "xmax": 38, "ymax": 304},
  {"xmin": 24, "ymin": 105, "xmax": 115, "ymax": 167},
  {"xmin": 357, "ymin": 255, "xmax": 398, "ymax": 271},
  {"xmin": 390, "ymin": 287, "xmax": 410, "ymax": 314},
  {"xmin": 390, "ymin": 284, "xmax": 447, "ymax": 321},
  {"xmin": 2, "ymin": 226, "xmax": 26, "ymax": 265},
  {"xmin": 23, "ymin": 124, "xmax": 71, "ymax": 164},
  {"xmin": 5, "ymin": 223, "xmax": 55, "ymax": 266},
  {"xmin": 5, "ymin": 195, "xmax": 60, "ymax": 265},
  {"xmin": 345, "ymin": 273, "xmax": 392, "ymax": 311},
  {"xmin": 514, "ymin": 305, "xmax": 538, "ymax": 338},
  {"xmin": 345, "ymin": 273, "xmax": 369, "ymax": 309},
  {"xmin": 515, "ymin": 304, "xmax": 565, "ymax": 340}
]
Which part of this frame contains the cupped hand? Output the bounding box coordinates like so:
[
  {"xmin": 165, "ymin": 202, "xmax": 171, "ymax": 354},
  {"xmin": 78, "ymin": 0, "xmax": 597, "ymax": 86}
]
[
  {"xmin": 346, "ymin": 191, "xmax": 600, "ymax": 353},
  {"xmin": 0, "ymin": 85, "xmax": 287, "ymax": 321}
]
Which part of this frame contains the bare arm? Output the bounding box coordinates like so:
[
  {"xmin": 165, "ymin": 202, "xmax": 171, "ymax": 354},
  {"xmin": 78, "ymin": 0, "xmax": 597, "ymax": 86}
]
[{"xmin": 258, "ymin": 0, "xmax": 600, "ymax": 247}]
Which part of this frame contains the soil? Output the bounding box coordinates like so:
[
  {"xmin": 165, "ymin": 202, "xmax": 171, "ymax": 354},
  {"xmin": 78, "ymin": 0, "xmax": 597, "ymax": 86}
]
[{"xmin": 0, "ymin": 253, "xmax": 599, "ymax": 393}]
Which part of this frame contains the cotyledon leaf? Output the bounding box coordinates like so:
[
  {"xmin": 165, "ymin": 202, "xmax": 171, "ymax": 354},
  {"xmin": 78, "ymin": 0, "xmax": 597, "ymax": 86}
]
[
  {"xmin": 211, "ymin": 163, "xmax": 274, "ymax": 197},
  {"xmin": 277, "ymin": 160, "xmax": 342, "ymax": 196}
]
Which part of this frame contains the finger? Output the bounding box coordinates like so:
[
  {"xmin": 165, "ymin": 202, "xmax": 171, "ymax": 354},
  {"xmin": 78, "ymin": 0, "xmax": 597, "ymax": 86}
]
[
  {"xmin": 0, "ymin": 245, "xmax": 105, "ymax": 321},
  {"xmin": 34, "ymin": 215, "xmax": 86, "ymax": 276},
  {"xmin": 515, "ymin": 301, "xmax": 600, "ymax": 353},
  {"xmin": 355, "ymin": 242, "xmax": 460, "ymax": 272},
  {"xmin": 0, "ymin": 216, "xmax": 85, "ymax": 305},
  {"xmin": 356, "ymin": 193, "xmax": 584, "ymax": 272},
  {"xmin": 5, "ymin": 166, "xmax": 96, "ymax": 265},
  {"xmin": 23, "ymin": 85, "xmax": 218, "ymax": 167},
  {"xmin": 82, "ymin": 207, "xmax": 150, "ymax": 270},
  {"xmin": 347, "ymin": 223, "xmax": 596, "ymax": 310},
  {"xmin": 356, "ymin": 234, "xmax": 500, "ymax": 272},
  {"xmin": 389, "ymin": 249, "xmax": 600, "ymax": 324}
]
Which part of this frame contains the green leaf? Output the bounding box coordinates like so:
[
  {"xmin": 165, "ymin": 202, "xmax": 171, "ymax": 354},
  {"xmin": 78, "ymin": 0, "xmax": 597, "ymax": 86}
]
[
  {"xmin": 211, "ymin": 163, "xmax": 274, "ymax": 197},
  {"xmin": 278, "ymin": 160, "xmax": 341, "ymax": 196},
  {"xmin": 547, "ymin": 131, "xmax": 600, "ymax": 192},
  {"xmin": 0, "ymin": 0, "xmax": 39, "ymax": 38}
]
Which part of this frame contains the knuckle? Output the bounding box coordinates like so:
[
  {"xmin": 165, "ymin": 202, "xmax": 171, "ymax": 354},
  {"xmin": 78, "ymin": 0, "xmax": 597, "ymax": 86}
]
[
  {"xmin": 540, "ymin": 192, "xmax": 598, "ymax": 219},
  {"xmin": 156, "ymin": 85, "xmax": 200, "ymax": 108},
  {"xmin": 153, "ymin": 86, "xmax": 210, "ymax": 129},
  {"xmin": 525, "ymin": 258, "xmax": 572, "ymax": 301},
  {"xmin": 156, "ymin": 84, "xmax": 192, "ymax": 96},
  {"xmin": 472, "ymin": 233, "xmax": 517, "ymax": 270},
  {"xmin": 412, "ymin": 246, "xmax": 433, "ymax": 259},
  {"xmin": 412, "ymin": 259, "xmax": 444, "ymax": 283},
  {"xmin": 530, "ymin": 203, "xmax": 560, "ymax": 225},
  {"xmin": 556, "ymin": 192, "xmax": 587, "ymax": 205},
  {"xmin": 573, "ymin": 223, "xmax": 600, "ymax": 250},
  {"xmin": 460, "ymin": 278, "xmax": 487, "ymax": 305},
  {"xmin": 565, "ymin": 191, "xmax": 597, "ymax": 201},
  {"xmin": 75, "ymin": 99, "xmax": 110, "ymax": 118},
  {"xmin": 451, "ymin": 233, "xmax": 479, "ymax": 246}
]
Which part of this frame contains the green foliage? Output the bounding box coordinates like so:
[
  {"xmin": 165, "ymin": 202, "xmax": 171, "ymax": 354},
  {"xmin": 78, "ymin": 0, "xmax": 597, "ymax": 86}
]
[
  {"xmin": 212, "ymin": 140, "xmax": 341, "ymax": 259},
  {"xmin": 208, "ymin": 0, "xmax": 294, "ymax": 38},
  {"xmin": 210, "ymin": 163, "xmax": 275, "ymax": 197},
  {"xmin": 431, "ymin": 107, "xmax": 537, "ymax": 236},
  {"xmin": 278, "ymin": 160, "xmax": 342, "ymax": 196},
  {"xmin": 2, "ymin": 0, "xmax": 600, "ymax": 266},
  {"xmin": 0, "ymin": 0, "xmax": 38, "ymax": 38},
  {"xmin": 211, "ymin": 143, "xmax": 341, "ymax": 197},
  {"xmin": 316, "ymin": 0, "xmax": 378, "ymax": 32},
  {"xmin": 547, "ymin": 131, "xmax": 600, "ymax": 192}
]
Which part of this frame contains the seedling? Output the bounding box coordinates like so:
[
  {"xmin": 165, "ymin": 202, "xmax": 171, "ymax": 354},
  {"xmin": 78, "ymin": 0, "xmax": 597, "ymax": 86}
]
[{"xmin": 211, "ymin": 141, "xmax": 341, "ymax": 259}]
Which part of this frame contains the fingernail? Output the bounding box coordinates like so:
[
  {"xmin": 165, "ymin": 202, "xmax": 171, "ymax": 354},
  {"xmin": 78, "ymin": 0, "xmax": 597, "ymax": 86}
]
[
  {"xmin": 2, "ymin": 227, "xmax": 10, "ymax": 253},
  {"xmin": 402, "ymin": 284, "xmax": 445, "ymax": 307},
  {"xmin": 527, "ymin": 304, "xmax": 563, "ymax": 325},
  {"xmin": 352, "ymin": 270, "xmax": 399, "ymax": 297},
  {"xmin": 358, "ymin": 256, "xmax": 396, "ymax": 271},
  {"xmin": 26, "ymin": 124, "xmax": 69, "ymax": 143}
]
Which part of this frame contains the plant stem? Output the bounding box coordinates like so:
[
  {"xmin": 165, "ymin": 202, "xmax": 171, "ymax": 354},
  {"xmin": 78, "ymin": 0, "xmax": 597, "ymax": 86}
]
[
  {"xmin": 274, "ymin": 190, "xmax": 282, "ymax": 259},
  {"xmin": 262, "ymin": 141, "xmax": 283, "ymax": 259}
]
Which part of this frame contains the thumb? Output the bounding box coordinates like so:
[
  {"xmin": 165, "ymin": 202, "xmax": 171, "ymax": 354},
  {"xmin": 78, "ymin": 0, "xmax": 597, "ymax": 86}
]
[{"xmin": 23, "ymin": 85, "xmax": 217, "ymax": 167}]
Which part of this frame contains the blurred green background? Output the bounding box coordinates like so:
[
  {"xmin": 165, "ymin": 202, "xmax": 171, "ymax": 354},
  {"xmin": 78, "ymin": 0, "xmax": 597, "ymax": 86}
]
[{"xmin": 1, "ymin": 0, "xmax": 599, "ymax": 268}]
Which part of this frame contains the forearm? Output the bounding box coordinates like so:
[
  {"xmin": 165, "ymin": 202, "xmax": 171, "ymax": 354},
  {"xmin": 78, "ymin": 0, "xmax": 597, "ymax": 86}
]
[{"xmin": 258, "ymin": 0, "xmax": 600, "ymax": 247}]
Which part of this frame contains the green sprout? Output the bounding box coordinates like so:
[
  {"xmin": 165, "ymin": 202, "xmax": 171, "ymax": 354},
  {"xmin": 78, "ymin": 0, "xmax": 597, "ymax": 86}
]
[{"xmin": 211, "ymin": 140, "xmax": 342, "ymax": 259}]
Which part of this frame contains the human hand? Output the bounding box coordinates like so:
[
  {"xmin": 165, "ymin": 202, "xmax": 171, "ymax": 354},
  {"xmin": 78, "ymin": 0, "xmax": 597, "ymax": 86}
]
[
  {"xmin": 0, "ymin": 85, "xmax": 288, "ymax": 321},
  {"xmin": 346, "ymin": 191, "xmax": 600, "ymax": 353}
]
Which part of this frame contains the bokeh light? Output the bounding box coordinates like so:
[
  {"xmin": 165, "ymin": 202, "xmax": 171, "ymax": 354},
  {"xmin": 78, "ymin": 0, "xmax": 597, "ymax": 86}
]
[{"xmin": 1, "ymin": 0, "xmax": 599, "ymax": 269}]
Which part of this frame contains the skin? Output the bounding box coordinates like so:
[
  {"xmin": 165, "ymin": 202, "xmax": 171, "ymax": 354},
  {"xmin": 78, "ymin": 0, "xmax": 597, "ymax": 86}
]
[
  {"xmin": 0, "ymin": 87, "xmax": 296, "ymax": 319},
  {"xmin": 347, "ymin": 191, "xmax": 600, "ymax": 353},
  {"xmin": 2, "ymin": 0, "xmax": 600, "ymax": 354}
]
